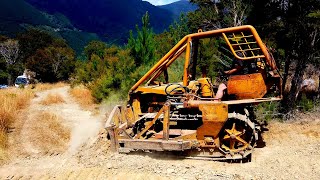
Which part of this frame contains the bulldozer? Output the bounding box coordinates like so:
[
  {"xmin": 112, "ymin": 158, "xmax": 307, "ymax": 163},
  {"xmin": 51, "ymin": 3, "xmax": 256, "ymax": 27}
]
[{"xmin": 105, "ymin": 25, "xmax": 282, "ymax": 161}]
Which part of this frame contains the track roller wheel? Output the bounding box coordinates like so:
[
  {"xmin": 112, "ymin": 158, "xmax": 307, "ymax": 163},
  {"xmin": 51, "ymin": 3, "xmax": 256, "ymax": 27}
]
[{"xmin": 220, "ymin": 117, "xmax": 255, "ymax": 157}]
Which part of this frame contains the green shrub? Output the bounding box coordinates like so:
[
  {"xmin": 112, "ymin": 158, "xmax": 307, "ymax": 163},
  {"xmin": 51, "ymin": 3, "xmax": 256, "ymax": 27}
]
[
  {"xmin": 73, "ymin": 44, "xmax": 136, "ymax": 102},
  {"xmin": 297, "ymin": 94, "xmax": 318, "ymax": 112},
  {"xmin": 90, "ymin": 75, "xmax": 113, "ymax": 103},
  {"xmin": 255, "ymin": 101, "xmax": 281, "ymax": 122}
]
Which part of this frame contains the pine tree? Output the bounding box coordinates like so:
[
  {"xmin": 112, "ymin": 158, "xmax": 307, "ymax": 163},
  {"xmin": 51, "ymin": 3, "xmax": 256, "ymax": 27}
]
[{"xmin": 128, "ymin": 12, "xmax": 156, "ymax": 66}]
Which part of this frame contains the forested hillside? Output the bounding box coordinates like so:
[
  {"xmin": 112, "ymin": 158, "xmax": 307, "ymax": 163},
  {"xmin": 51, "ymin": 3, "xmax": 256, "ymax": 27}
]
[
  {"xmin": 0, "ymin": 0, "xmax": 100, "ymax": 53},
  {"xmin": 159, "ymin": 0, "xmax": 197, "ymax": 17},
  {"xmin": 0, "ymin": 0, "xmax": 50, "ymax": 35},
  {"xmin": 26, "ymin": 0, "xmax": 175, "ymax": 44},
  {"xmin": 0, "ymin": 0, "xmax": 196, "ymax": 51}
]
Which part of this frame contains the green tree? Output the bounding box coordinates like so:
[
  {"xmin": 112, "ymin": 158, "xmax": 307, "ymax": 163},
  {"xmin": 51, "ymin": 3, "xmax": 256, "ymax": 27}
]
[
  {"xmin": 169, "ymin": 13, "xmax": 191, "ymax": 44},
  {"xmin": 84, "ymin": 41, "xmax": 107, "ymax": 60},
  {"xmin": 282, "ymin": 0, "xmax": 320, "ymax": 113},
  {"xmin": 249, "ymin": 0, "xmax": 320, "ymax": 113},
  {"xmin": 47, "ymin": 46, "xmax": 75, "ymax": 80},
  {"xmin": 128, "ymin": 12, "xmax": 156, "ymax": 66},
  {"xmin": 153, "ymin": 14, "xmax": 191, "ymax": 63},
  {"xmin": 26, "ymin": 49, "xmax": 53, "ymax": 82},
  {"xmin": 73, "ymin": 43, "xmax": 136, "ymax": 102},
  {"xmin": 26, "ymin": 40, "xmax": 75, "ymax": 82},
  {"xmin": 154, "ymin": 32, "xmax": 175, "ymax": 59},
  {"xmin": 17, "ymin": 29, "xmax": 54, "ymax": 63}
]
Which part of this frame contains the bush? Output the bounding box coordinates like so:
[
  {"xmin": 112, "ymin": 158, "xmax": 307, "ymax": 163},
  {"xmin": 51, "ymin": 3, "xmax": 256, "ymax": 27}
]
[
  {"xmin": 297, "ymin": 94, "xmax": 318, "ymax": 112},
  {"xmin": 255, "ymin": 101, "xmax": 281, "ymax": 122},
  {"xmin": 73, "ymin": 44, "xmax": 136, "ymax": 102},
  {"xmin": 90, "ymin": 75, "xmax": 113, "ymax": 103}
]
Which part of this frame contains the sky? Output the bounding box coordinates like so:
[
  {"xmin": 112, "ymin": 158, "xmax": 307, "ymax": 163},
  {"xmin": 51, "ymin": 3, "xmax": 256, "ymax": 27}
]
[{"xmin": 144, "ymin": 0, "xmax": 180, "ymax": 6}]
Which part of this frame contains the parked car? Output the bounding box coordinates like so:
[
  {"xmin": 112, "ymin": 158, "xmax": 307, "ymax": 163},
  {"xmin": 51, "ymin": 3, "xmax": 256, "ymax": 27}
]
[
  {"xmin": 0, "ymin": 84, "xmax": 8, "ymax": 89},
  {"xmin": 15, "ymin": 75, "xmax": 29, "ymax": 87}
]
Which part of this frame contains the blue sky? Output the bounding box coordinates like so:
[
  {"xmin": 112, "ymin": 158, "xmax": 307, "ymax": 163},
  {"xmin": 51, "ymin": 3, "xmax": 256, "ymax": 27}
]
[{"xmin": 144, "ymin": 0, "xmax": 180, "ymax": 6}]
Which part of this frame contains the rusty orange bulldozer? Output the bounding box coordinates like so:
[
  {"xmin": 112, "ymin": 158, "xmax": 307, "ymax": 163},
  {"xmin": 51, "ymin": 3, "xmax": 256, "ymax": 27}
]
[{"xmin": 106, "ymin": 25, "xmax": 282, "ymax": 161}]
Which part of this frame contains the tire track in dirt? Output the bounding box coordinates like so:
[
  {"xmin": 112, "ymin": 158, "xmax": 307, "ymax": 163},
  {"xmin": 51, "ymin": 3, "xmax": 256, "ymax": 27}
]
[{"xmin": 0, "ymin": 86, "xmax": 103, "ymax": 178}]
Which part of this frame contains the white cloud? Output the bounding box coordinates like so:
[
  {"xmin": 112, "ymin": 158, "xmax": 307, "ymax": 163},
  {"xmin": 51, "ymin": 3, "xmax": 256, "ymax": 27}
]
[{"xmin": 144, "ymin": 0, "xmax": 179, "ymax": 6}]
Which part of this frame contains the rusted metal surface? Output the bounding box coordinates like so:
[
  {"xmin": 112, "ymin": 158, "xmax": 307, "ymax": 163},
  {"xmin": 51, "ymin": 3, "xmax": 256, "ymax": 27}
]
[
  {"xmin": 106, "ymin": 125, "xmax": 118, "ymax": 152},
  {"xmin": 154, "ymin": 129, "xmax": 197, "ymax": 139},
  {"xmin": 227, "ymin": 73, "xmax": 267, "ymax": 99},
  {"xmin": 184, "ymin": 97, "xmax": 281, "ymax": 108},
  {"xmin": 118, "ymin": 139, "xmax": 192, "ymax": 151},
  {"xmin": 197, "ymin": 104, "xmax": 228, "ymax": 139},
  {"xmin": 105, "ymin": 105, "xmax": 122, "ymax": 128},
  {"xmin": 162, "ymin": 103, "xmax": 170, "ymax": 140}
]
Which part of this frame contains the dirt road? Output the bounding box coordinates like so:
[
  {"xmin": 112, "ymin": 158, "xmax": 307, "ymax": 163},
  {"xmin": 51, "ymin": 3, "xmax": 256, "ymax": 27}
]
[{"xmin": 1, "ymin": 86, "xmax": 320, "ymax": 179}]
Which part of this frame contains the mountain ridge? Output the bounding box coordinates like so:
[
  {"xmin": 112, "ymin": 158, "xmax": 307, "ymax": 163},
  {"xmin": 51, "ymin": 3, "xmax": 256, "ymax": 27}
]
[
  {"xmin": 158, "ymin": 0, "xmax": 197, "ymax": 17},
  {"xmin": 26, "ymin": 0, "xmax": 175, "ymax": 44},
  {"xmin": 0, "ymin": 0, "xmax": 197, "ymax": 53},
  {"xmin": 0, "ymin": 0, "xmax": 100, "ymax": 53}
]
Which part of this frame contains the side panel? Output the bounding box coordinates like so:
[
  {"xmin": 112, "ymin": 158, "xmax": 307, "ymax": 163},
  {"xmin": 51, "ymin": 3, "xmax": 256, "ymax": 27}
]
[
  {"xmin": 197, "ymin": 103, "xmax": 228, "ymax": 139},
  {"xmin": 227, "ymin": 73, "xmax": 267, "ymax": 99}
]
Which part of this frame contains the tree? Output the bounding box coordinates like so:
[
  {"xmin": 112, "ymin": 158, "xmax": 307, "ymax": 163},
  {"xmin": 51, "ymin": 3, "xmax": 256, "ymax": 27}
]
[
  {"xmin": 154, "ymin": 14, "xmax": 191, "ymax": 57},
  {"xmin": 128, "ymin": 12, "xmax": 156, "ymax": 66},
  {"xmin": 247, "ymin": 0, "xmax": 320, "ymax": 114},
  {"xmin": 26, "ymin": 42, "xmax": 75, "ymax": 82},
  {"xmin": 26, "ymin": 49, "xmax": 53, "ymax": 82},
  {"xmin": 223, "ymin": 1, "xmax": 252, "ymax": 27},
  {"xmin": 47, "ymin": 46, "xmax": 75, "ymax": 80},
  {"xmin": 0, "ymin": 39, "xmax": 20, "ymax": 85},
  {"xmin": 0, "ymin": 57, "xmax": 7, "ymax": 84},
  {"xmin": 17, "ymin": 29, "xmax": 54, "ymax": 63},
  {"xmin": 84, "ymin": 41, "xmax": 107, "ymax": 60},
  {"xmin": 74, "ymin": 44, "xmax": 136, "ymax": 102},
  {"xmin": 188, "ymin": 0, "xmax": 252, "ymax": 31},
  {"xmin": 282, "ymin": 0, "xmax": 320, "ymax": 113},
  {"xmin": 169, "ymin": 13, "xmax": 191, "ymax": 44},
  {"xmin": 0, "ymin": 39, "xmax": 19, "ymax": 65}
]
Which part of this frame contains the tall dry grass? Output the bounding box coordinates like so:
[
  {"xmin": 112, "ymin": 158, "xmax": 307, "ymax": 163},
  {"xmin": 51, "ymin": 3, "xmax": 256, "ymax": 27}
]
[
  {"xmin": 69, "ymin": 86, "xmax": 95, "ymax": 109},
  {"xmin": 40, "ymin": 93, "xmax": 65, "ymax": 105},
  {"xmin": 31, "ymin": 111, "xmax": 70, "ymax": 153},
  {"xmin": 0, "ymin": 88, "xmax": 34, "ymax": 161}
]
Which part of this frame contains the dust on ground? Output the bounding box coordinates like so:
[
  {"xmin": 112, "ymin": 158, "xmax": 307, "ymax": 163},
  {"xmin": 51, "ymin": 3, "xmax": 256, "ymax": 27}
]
[{"xmin": 1, "ymin": 86, "xmax": 320, "ymax": 179}]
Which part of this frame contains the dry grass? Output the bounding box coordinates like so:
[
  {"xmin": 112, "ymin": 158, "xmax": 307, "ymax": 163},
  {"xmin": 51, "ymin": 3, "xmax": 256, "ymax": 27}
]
[
  {"xmin": 69, "ymin": 86, "xmax": 95, "ymax": 109},
  {"xmin": 0, "ymin": 88, "xmax": 34, "ymax": 160},
  {"xmin": 31, "ymin": 112, "xmax": 70, "ymax": 153},
  {"xmin": 40, "ymin": 93, "xmax": 65, "ymax": 105},
  {"xmin": 30, "ymin": 82, "xmax": 67, "ymax": 91}
]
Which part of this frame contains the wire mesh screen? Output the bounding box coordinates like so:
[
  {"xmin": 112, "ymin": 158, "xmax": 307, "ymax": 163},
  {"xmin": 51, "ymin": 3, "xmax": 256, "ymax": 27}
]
[{"xmin": 222, "ymin": 31, "xmax": 265, "ymax": 60}]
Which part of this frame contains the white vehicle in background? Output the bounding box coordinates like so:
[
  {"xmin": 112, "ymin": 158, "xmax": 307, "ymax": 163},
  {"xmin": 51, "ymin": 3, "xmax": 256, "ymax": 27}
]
[{"xmin": 15, "ymin": 75, "xmax": 29, "ymax": 87}]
